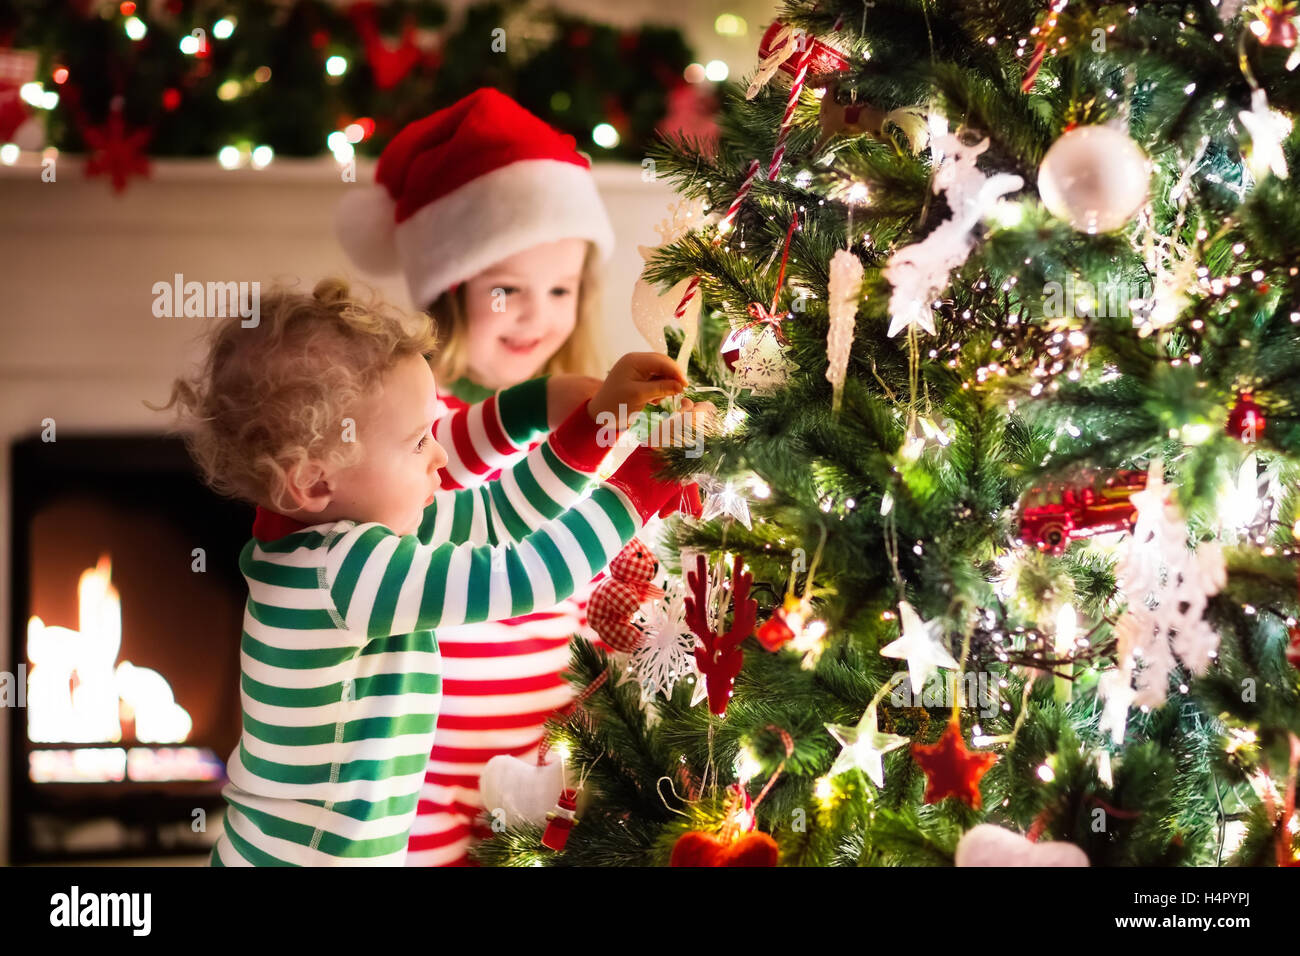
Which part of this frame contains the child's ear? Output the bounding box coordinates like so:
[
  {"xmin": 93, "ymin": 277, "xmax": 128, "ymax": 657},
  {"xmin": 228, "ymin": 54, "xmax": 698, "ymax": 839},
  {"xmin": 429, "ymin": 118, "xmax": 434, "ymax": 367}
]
[{"xmin": 284, "ymin": 461, "xmax": 334, "ymax": 514}]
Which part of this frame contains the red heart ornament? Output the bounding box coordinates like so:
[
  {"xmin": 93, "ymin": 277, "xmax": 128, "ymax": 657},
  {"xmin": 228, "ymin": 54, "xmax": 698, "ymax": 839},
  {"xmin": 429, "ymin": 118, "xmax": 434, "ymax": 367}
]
[{"xmin": 670, "ymin": 830, "xmax": 779, "ymax": 867}]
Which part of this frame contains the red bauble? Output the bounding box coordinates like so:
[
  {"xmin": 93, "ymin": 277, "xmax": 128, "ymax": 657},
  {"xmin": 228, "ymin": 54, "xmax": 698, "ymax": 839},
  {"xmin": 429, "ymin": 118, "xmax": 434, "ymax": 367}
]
[
  {"xmin": 161, "ymin": 88, "xmax": 181, "ymax": 111},
  {"xmin": 1227, "ymin": 391, "xmax": 1266, "ymax": 443},
  {"xmin": 670, "ymin": 829, "xmax": 778, "ymax": 866},
  {"xmin": 758, "ymin": 21, "xmax": 850, "ymax": 79},
  {"xmin": 755, "ymin": 594, "xmax": 805, "ymax": 651},
  {"xmin": 1286, "ymin": 626, "xmax": 1300, "ymax": 670},
  {"xmin": 911, "ymin": 717, "xmax": 998, "ymax": 809},
  {"xmin": 1257, "ymin": 4, "xmax": 1299, "ymax": 47},
  {"xmin": 720, "ymin": 324, "xmax": 750, "ymax": 371}
]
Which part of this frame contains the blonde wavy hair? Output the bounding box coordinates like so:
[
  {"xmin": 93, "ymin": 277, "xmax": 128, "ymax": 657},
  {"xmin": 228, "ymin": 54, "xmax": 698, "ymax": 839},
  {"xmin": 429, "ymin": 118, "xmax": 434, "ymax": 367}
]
[
  {"xmin": 148, "ymin": 277, "xmax": 440, "ymax": 513},
  {"xmin": 425, "ymin": 241, "xmax": 607, "ymax": 383}
]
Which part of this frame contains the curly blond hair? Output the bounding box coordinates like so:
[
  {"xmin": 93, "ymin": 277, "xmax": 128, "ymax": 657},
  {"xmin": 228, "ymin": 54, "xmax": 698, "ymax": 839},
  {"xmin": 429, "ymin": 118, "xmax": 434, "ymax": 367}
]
[{"xmin": 148, "ymin": 277, "xmax": 439, "ymax": 513}]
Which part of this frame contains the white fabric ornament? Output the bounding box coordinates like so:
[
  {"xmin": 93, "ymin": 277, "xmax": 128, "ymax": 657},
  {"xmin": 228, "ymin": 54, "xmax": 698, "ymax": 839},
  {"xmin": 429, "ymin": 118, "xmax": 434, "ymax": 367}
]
[
  {"xmin": 479, "ymin": 755, "xmax": 565, "ymax": 828},
  {"xmin": 883, "ymin": 134, "xmax": 1024, "ymax": 337},
  {"xmin": 1037, "ymin": 124, "xmax": 1150, "ymax": 233},
  {"xmin": 1237, "ymin": 88, "xmax": 1292, "ymax": 182},
  {"xmin": 955, "ymin": 824, "xmax": 1089, "ymax": 867},
  {"xmin": 1218, "ymin": 0, "xmax": 1245, "ymax": 21},
  {"xmin": 1108, "ymin": 462, "xmax": 1226, "ymax": 712},
  {"xmin": 1098, "ymin": 668, "xmax": 1138, "ymax": 746},
  {"xmin": 826, "ymin": 249, "xmax": 864, "ymax": 413}
]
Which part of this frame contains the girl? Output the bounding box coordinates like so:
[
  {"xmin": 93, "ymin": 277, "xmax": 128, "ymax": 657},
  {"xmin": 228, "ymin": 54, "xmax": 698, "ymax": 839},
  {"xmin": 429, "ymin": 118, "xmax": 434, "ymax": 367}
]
[{"xmin": 338, "ymin": 88, "xmax": 669, "ymax": 865}]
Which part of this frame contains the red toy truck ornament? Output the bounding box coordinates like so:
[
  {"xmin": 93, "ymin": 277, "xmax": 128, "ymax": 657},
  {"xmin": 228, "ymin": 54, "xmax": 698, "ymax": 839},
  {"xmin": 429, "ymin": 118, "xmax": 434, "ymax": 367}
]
[{"xmin": 1018, "ymin": 470, "xmax": 1149, "ymax": 554}]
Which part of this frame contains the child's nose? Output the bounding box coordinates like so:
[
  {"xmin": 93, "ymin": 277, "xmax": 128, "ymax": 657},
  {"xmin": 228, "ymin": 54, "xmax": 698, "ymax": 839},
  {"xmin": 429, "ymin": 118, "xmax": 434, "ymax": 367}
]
[{"xmin": 429, "ymin": 439, "xmax": 449, "ymax": 473}]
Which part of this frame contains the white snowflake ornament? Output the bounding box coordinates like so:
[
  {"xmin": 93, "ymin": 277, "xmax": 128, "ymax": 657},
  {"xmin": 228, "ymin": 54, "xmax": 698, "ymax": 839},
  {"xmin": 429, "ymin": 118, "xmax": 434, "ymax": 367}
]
[
  {"xmin": 883, "ymin": 134, "xmax": 1024, "ymax": 338},
  {"xmin": 1107, "ymin": 462, "xmax": 1226, "ymax": 712}
]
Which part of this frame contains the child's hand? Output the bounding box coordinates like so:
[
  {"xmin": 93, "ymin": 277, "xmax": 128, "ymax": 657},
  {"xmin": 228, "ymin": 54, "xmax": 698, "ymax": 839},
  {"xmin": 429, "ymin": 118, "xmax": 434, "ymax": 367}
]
[
  {"xmin": 547, "ymin": 374, "xmax": 603, "ymax": 429},
  {"xmin": 587, "ymin": 352, "xmax": 687, "ymax": 423},
  {"xmin": 649, "ymin": 398, "xmax": 718, "ymax": 448}
]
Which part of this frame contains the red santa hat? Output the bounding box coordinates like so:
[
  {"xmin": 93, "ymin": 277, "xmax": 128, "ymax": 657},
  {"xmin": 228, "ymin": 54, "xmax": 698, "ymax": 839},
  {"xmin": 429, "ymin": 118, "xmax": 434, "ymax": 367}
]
[{"xmin": 336, "ymin": 88, "xmax": 615, "ymax": 310}]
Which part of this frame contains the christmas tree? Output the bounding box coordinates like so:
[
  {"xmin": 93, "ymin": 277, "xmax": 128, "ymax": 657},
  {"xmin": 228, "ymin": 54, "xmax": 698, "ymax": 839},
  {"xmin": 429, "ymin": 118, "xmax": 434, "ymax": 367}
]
[{"xmin": 478, "ymin": 0, "xmax": 1300, "ymax": 868}]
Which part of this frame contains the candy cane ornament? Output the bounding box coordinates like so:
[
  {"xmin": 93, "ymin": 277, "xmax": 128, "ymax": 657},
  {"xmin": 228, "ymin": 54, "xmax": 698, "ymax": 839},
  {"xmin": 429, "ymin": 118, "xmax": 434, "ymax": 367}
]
[
  {"xmin": 716, "ymin": 159, "xmax": 762, "ymax": 238},
  {"xmin": 768, "ymin": 35, "xmax": 816, "ymax": 181},
  {"xmin": 668, "ymin": 158, "xmax": 762, "ymax": 341}
]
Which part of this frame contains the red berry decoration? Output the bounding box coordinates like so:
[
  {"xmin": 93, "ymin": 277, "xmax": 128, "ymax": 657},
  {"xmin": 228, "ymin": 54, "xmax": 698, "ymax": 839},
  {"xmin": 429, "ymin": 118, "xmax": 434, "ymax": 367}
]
[
  {"xmin": 1227, "ymin": 391, "xmax": 1266, "ymax": 443},
  {"xmin": 911, "ymin": 716, "xmax": 998, "ymax": 809}
]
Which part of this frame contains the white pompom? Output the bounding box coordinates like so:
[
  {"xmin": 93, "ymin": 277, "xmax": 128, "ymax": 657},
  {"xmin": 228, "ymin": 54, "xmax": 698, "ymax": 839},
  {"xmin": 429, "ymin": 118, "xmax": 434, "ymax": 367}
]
[
  {"xmin": 335, "ymin": 184, "xmax": 400, "ymax": 274},
  {"xmin": 955, "ymin": 823, "xmax": 1090, "ymax": 867}
]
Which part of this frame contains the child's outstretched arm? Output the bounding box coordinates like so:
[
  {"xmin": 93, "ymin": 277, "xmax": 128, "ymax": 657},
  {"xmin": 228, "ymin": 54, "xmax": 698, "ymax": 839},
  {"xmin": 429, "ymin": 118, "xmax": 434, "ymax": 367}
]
[
  {"xmin": 417, "ymin": 354, "xmax": 689, "ymax": 547},
  {"xmin": 415, "ymin": 399, "xmax": 611, "ymax": 548},
  {"xmin": 323, "ymin": 444, "xmax": 688, "ymax": 641},
  {"xmin": 433, "ymin": 374, "xmax": 602, "ymax": 490}
]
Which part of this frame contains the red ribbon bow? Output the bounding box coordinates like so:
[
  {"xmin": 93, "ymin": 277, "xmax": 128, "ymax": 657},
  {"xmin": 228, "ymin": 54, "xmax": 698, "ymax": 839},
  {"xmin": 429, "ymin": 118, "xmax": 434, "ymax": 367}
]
[{"xmin": 743, "ymin": 301, "xmax": 790, "ymax": 344}]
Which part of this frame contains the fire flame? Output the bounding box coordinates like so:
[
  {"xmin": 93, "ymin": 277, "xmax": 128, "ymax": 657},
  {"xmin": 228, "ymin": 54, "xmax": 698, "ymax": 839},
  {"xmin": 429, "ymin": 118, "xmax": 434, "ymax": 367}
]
[{"xmin": 27, "ymin": 555, "xmax": 192, "ymax": 744}]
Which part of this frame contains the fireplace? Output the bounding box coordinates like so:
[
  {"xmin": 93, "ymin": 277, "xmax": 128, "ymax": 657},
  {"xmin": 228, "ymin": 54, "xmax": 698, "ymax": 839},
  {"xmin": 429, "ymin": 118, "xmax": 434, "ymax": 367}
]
[{"xmin": 8, "ymin": 433, "xmax": 251, "ymax": 863}]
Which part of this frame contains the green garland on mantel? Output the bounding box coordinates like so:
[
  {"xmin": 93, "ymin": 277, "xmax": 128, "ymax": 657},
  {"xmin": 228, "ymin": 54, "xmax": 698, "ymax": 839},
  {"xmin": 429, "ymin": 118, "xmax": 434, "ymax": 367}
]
[{"xmin": 1, "ymin": 0, "xmax": 701, "ymax": 166}]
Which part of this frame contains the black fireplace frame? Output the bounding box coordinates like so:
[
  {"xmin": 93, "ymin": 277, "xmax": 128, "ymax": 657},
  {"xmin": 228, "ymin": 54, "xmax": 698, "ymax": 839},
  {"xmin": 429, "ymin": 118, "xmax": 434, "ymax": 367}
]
[{"xmin": 8, "ymin": 432, "xmax": 253, "ymax": 864}]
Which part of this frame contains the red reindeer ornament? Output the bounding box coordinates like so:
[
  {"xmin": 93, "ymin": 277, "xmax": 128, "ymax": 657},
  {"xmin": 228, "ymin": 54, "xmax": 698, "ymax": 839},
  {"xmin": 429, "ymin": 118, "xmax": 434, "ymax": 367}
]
[
  {"xmin": 684, "ymin": 553, "xmax": 758, "ymax": 716},
  {"xmin": 587, "ymin": 538, "xmax": 664, "ymax": 653}
]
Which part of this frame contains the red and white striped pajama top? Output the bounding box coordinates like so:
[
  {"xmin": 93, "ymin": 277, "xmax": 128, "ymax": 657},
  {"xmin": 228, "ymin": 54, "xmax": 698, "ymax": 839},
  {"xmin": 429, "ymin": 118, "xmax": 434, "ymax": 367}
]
[{"xmin": 405, "ymin": 376, "xmax": 608, "ymax": 867}]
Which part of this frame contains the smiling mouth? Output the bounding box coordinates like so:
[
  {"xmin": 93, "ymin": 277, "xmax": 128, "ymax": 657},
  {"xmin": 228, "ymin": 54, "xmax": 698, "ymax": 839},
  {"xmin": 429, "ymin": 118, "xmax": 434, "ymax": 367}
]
[{"xmin": 501, "ymin": 336, "xmax": 542, "ymax": 354}]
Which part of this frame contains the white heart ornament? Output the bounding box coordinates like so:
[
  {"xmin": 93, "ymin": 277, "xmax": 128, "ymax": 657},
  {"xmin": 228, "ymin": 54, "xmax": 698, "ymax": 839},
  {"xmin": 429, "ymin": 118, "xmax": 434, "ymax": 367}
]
[
  {"xmin": 954, "ymin": 824, "xmax": 1089, "ymax": 867},
  {"xmin": 478, "ymin": 755, "xmax": 565, "ymax": 828}
]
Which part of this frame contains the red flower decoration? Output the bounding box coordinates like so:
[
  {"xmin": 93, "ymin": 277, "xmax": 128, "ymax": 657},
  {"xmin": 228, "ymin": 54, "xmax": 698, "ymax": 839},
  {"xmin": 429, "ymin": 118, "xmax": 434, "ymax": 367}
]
[{"xmin": 83, "ymin": 108, "xmax": 151, "ymax": 194}]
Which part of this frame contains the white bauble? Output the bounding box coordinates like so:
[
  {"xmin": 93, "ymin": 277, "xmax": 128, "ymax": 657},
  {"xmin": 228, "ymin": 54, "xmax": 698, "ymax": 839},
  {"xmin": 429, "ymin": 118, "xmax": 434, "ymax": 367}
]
[{"xmin": 1037, "ymin": 125, "xmax": 1149, "ymax": 233}]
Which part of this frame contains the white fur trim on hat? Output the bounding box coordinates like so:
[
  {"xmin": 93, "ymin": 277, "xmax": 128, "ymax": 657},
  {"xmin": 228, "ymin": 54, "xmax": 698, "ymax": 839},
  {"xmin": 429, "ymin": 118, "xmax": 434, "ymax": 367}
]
[
  {"xmin": 394, "ymin": 159, "xmax": 615, "ymax": 309},
  {"xmin": 336, "ymin": 184, "xmax": 401, "ymax": 275}
]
